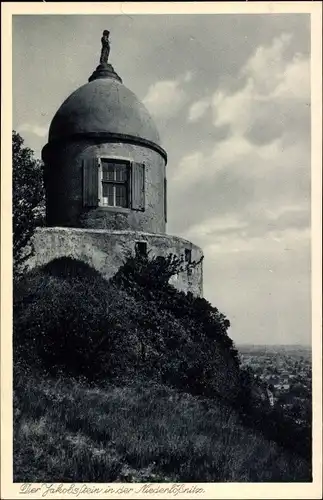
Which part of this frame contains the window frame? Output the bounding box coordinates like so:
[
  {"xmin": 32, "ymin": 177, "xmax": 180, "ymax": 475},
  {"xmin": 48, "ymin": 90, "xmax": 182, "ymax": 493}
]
[
  {"xmin": 135, "ymin": 241, "xmax": 148, "ymax": 257},
  {"xmin": 185, "ymin": 248, "xmax": 192, "ymax": 264},
  {"xmin": 98, "ymin": 156, "xmax": 131, "ymax": 209}
]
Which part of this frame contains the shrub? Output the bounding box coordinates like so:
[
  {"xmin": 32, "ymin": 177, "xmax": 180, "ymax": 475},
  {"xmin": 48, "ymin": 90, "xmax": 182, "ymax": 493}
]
[
  {"xmin": 14, "ymin": 255, "xmax": 241, "ymax": 401},
  {"xmin": 12, "ymin": 131, "xmax": 45, "ymax": 277},
  {"xmin": 13, "ymin": 255, "xmax": 311, "ymax": 468}
]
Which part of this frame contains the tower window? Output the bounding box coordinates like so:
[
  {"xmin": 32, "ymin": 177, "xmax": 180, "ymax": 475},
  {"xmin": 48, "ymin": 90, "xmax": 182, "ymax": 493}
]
[
  {"xmin": 100, "ymin": 159, "xmax": 130, "ymax": 208},
  {"xmin": 135, "ymin": 241, "xmax": 148, "ymax": 257},
  {"xmin": 185, "ymin": 248, "xmax": 192, "ymax": 263}
]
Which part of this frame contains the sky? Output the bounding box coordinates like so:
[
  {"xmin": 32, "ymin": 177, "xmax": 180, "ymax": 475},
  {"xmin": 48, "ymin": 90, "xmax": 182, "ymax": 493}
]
[{"xmin": 12, "ymin": 13, "xmax": 311, "ymax": 346}]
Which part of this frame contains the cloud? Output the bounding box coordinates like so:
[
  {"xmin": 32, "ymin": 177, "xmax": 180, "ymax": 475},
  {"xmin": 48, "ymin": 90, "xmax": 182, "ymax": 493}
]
[
  {"xmin": 143, "ymin": 72, "xmax": 193, "ymax": 119},
  {"xmin": 18, "ymin": 123, "xmax": 48, "ymax": 138},
  {"xmin": 187, "ymin": 98, "xmax": 210, "ymax": 123},
  {"xmin": 184, "ymin": 215, "xmax": 249, "ymax": 241},
  {"xmin": 204, "ymin": 227, "xmax": 310, "ymax": 257},
  {"xmin": 182, "ymin": 206, "xmax": 310, "ymax": 254},
  {"xmin": 173, "ymin": 32, "xmax": 310, "ymax": 185},
  {"xmin": 242, "ymin": 33, "xmax": 293, "ymax": 93},
  {"xmin": 182, "ymin": 70, "xmax": 193, "ymax": 83},
  {"xmin": 212, "ymin": 33, "xmax": 310, "ymax": 146},
  {"xmin": 273, "ymin": 53, "xmax": 310, "ymax": 100},
  {"xmin": 171, "ymin": 151, "xmax": 205, "ymax": 187},
  {"xmin": 169, "ymin": 32, "xmax": 311, "ymax": 279}
]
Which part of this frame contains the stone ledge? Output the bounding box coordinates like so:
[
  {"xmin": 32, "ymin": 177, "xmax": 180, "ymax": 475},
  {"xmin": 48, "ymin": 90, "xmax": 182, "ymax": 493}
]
[
  {"xmin": 29, "ymin": 227, "xmax": 204, "ymax": 297},
  {"xmin": 35, "ymin": 227, "xmax": 203, "ymax": 252}
]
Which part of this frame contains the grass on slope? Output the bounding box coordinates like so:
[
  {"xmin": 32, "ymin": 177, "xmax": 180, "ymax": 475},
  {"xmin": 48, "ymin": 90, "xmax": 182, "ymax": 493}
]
[{"xmin": 13, "ymin": 371, "xmax": 311, "ymax": 483}]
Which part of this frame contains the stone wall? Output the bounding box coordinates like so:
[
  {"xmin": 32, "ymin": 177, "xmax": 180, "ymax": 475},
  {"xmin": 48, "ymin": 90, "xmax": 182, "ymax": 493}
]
[
  {"xmin": 27, "ymin": 227, "xmax": 203, "ymax": 297},
  {"xmin": 44, "ymin": 139, "xmax": 166, "ymax": 234}
]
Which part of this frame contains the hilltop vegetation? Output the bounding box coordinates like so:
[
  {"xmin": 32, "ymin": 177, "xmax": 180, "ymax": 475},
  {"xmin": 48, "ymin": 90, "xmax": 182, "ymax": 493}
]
[
  {"xmin": 14, "ymin": 254, "xmax": 241, "ymax": 401},
  {"xmin": 13, "ymin": 255, "xmax": 312, "ymax": 482},
  {"xmin": 12, "ymin": 131, "xmax": 45, "ymax": 277},
  {"xmin": 14, "ymin": 370, "xmax": 311, "ymax": 483}
]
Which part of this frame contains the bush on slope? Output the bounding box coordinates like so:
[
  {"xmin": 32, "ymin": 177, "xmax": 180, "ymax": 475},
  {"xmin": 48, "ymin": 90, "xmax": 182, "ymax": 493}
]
[
  {"xmin": 13, "ymin": 254, "xmax": 311, "ymax": 467},
  {"xmin": 14, "ymin": 255, "xmax": 241, "ymax": 402}
]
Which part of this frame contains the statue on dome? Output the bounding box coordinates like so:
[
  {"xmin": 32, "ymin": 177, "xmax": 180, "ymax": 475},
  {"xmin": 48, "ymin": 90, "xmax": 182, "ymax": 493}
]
[{"xmin": 100, "ymin": 30, "xmax": 111, "ymax": 65}]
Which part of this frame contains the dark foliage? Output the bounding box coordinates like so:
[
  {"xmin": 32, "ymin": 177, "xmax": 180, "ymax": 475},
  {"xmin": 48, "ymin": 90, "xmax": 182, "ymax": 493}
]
[
  {"xmin": 12, "ymin": 131, "xmax": 45, "ymax": 277},
  {"xmin": 13, "ymin": 254, "xmax": 311, "ymax": 465},
  {"xmin": 14, "ymin": 255, "xmax": 240, "ymax": 402},
  {"xmin": 113, "ymin": 253, "xmax": 239, "ymax": 362},
  {"xmin": 41, "ymin": 256, "xmax": 104, "ymax": 281}
]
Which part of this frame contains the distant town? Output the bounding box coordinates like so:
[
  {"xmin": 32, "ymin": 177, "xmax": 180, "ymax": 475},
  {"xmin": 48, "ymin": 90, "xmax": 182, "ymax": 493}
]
[{"xmin": 238, "ymin": 345, "xmax": 311, "ymax": 427}]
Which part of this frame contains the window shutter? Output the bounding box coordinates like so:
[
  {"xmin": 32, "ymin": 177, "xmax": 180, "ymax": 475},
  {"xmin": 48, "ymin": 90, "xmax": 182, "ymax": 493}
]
[
  {"xmin": 83, "ymin": 158, "xmax": 99, "ymax": 207},
  {"xmin": 164, "ymin": 177, "xmax": 167, "ymax": 223},
  {"xmin": 131, "ymin": 162, "xmax": 145, "ymax": 211}
]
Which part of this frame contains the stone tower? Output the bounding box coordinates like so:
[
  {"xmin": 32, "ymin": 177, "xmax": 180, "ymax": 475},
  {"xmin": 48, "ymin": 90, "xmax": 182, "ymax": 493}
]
[{"xmin": 29, "ymin": 32, "xmax": 203, "ymax": 296}]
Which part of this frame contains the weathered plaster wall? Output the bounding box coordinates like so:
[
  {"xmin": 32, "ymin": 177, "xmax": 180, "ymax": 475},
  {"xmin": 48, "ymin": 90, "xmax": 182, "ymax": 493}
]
[
  {"xmin": 28, "ymin": 227, "xmax": 203, "ymax": 297},
  {"xmin": 44, "ymin": 140, "xmax": 166, "ymax": 234}
]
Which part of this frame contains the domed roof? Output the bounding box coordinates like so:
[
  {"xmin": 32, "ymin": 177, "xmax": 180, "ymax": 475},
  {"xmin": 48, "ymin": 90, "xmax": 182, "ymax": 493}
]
[{"xmin": 48, "ymin": 76, "xmax": 161, "ymax": 147}]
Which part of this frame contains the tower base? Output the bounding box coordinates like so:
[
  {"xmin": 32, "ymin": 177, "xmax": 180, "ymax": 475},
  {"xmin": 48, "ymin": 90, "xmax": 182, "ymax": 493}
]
[{"xmin": 27, "ymin": 227, "xmax": 203, "ymax": 297}]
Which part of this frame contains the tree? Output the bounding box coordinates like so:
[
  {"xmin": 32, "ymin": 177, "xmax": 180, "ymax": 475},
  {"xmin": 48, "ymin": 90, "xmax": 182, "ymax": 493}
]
[{"xmin": 12, "ymin": 131, "xmax": 45, "ymax": 277}]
